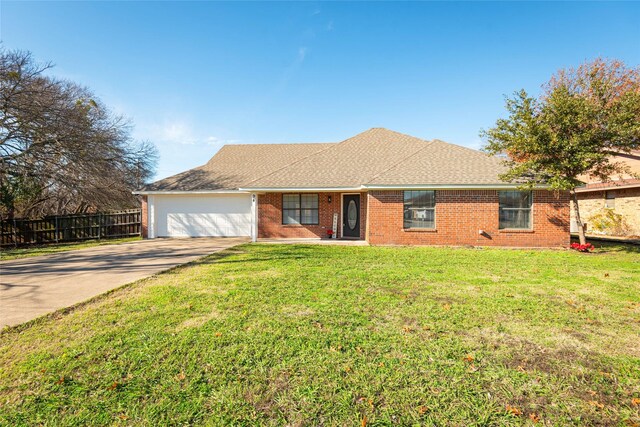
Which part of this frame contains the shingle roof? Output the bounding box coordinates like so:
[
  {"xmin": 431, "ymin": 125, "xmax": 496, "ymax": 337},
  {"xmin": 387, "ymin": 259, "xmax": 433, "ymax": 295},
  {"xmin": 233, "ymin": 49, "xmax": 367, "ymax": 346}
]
[
  {"xmin": 141, "ymin": 128, "xmax": 510, "ymax": 192},
  {"xmin": 141, "ymin": 143, "xmax": 335, "ymax": 191},
  {"xmin": 244, "ymin": 128, "xmax": 508, "ymax": 188},
  {"xmin": 366, "ymin": 138, "xmax": 508, "ymax": 185}
]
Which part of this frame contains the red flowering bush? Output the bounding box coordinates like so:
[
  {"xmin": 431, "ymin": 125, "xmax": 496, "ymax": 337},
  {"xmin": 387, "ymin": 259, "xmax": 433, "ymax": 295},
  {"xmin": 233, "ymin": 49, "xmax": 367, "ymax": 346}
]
[
  {"xmin": 570, "ymin": 242, "xmax": 595, "ymax": 252},
  {"xmin": 326, "ymin": 230, "xmax": 334, "ymax": 237}
]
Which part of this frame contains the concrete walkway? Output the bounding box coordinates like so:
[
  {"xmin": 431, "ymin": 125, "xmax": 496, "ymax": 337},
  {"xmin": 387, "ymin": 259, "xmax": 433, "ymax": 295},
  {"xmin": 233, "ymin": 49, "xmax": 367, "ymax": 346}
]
[{"xmin": 0, "ymin": 237, "xmax": 248, "ymax": 328}]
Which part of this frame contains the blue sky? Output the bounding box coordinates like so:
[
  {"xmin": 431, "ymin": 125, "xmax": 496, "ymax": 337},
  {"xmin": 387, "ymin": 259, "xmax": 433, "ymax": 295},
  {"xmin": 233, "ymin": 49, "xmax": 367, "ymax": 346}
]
[{"xmin": 2, "ymin": 1, "xmax": 639, "ymax": 180}]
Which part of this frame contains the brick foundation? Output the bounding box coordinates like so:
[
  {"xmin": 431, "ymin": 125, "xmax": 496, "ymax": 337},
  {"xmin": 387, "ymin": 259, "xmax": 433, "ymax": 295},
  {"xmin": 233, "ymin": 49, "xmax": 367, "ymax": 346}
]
[{"xmin": 366, "ymin": 190, "xmax": 570, "ymax": 247}]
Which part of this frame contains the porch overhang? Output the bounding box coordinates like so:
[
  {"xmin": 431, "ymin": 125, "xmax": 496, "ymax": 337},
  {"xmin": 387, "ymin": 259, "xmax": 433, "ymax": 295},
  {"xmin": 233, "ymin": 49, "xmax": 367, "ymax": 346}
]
[{"xmin": 238, "ymin": 187, "xmax": 362, "ymax": 193}]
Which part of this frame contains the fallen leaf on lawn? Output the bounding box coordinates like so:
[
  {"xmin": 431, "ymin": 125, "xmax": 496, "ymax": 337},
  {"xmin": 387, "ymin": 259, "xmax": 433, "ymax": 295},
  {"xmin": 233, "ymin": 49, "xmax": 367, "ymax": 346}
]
[
  {"xmin": 529, "ymin": 413, "xmax": 540, "ymax": 423},
  {"xmin": 176, "ymin": 372, "xmax": 186, "ymax": 381},
  {"xmin": 631, "ymin": 397, "xmax": 640, "ymax": 406},
  {"xmin": 506, "ymin": 404, "xmax": 522, "ymax": 416},
  {"xmin": 361, "ymin": 415, "xmax": 367, "ymax": 427},
  {"xmin": 378, "ymin": 362, "xmax": 384, "ymax": 367},
  {"xmin": 588, "ymin": 400, "xmax": 604, "ymax": 409},
  {"xmin": 625, "ymin": 421, "xmax": 640, "ymax": 427},
  {"xmin": 588, "ymin": 390, "xmax": 597, "ymax": 396},
  {"xmin": 108, "ymin": 381, "xmax": 118, "ymax": 390},
  {"xmin": 467, "ymin": 363, "xmax": 478, "ymax": 373},
  {"xmin": 55, "ymin": 376, "xmax": 65, "ymax": 385},
  {"xmin": 117, "ymin": 414, "xmax": 129, "ymax": 420},
  {"xmin": 516, "ymin": 365, "xmax": 527, "ymax": 373},
  {"xmin": 442, "ymin": 304, "xmax": 451, "ymax": 311},
  {"xmin": 463, "ymin": 354, "xmax": 475, "ymax": 363},
  {"xmin": 403, "ymin": 325, "xmax": 414, "ymax": 333},
  {"xmin": 344, "ymin": 366, "xmax": 352, "ymax": 373},
  {"xmin": 604, "ymin": 273, "xmax": 609, "ymax": 277},
  {"xmin": 215, "ymin": 332, "xmax": 222, "ymax": 337},
  {"xmin": 418, "ymin": 405, "xmax": 428, "ymax": 414}
]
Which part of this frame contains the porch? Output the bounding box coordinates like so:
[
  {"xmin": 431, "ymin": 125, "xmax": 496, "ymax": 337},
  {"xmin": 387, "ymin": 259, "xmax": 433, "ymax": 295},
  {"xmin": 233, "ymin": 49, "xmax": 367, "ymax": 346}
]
[{"xmin": 257, "ymin": 191, "xmax": 368, "ymax": 240}]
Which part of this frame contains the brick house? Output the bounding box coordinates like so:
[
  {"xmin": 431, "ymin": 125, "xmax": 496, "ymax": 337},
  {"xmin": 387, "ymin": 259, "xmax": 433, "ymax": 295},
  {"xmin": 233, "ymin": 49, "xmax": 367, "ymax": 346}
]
[
  {"xmin": 136, "ymin": 128, "xmax": 570, "ymax": 247},
  {"xmin": 572, "ymin": 151, "xmax": 640, "ymax": 237}
]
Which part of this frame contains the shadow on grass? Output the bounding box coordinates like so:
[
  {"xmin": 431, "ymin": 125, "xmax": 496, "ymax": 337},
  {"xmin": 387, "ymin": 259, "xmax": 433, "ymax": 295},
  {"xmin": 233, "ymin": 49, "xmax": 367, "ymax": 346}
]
[
  {"xmin": 191, "ymin": 244, "xmax": 325, "ymax": 266},
  {"xmin": 570, "ymin": 236, "xmax": 640, "ymax": 254}
]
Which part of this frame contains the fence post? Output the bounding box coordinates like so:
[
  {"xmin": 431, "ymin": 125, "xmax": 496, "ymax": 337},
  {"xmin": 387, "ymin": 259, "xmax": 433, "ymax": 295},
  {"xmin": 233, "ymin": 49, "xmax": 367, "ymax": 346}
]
[
  {"xmin": 13, "ymin": 218, "xmax": 18, "ymax": 248},
  {"xmin": 55, "ymin": 215, "xmax": 59, "ymax": 243},
  {"xmin": 98, "ymin": 213, "xmax": 102, "ymax": 240}
]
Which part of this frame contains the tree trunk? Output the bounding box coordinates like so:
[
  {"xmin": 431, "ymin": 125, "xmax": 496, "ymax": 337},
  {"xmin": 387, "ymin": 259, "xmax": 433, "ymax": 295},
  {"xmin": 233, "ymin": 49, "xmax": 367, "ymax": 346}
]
[{"xmin": 571, "ymin": 190, "xmax": 586, "ymax": 245}]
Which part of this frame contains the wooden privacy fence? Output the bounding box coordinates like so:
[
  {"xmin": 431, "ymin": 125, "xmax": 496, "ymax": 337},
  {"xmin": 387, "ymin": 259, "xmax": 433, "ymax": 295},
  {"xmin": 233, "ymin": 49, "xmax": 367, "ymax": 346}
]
[{"xmin": 1, "ymin": 209, "xmax": 141, "ymax": 247}]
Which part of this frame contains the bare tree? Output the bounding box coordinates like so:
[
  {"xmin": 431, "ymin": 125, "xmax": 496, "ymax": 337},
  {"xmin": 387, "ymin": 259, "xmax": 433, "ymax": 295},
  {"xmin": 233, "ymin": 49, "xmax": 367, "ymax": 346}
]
[{"xmin": 1, "ymin": 48, "xmax": 158, "ymax": 219}]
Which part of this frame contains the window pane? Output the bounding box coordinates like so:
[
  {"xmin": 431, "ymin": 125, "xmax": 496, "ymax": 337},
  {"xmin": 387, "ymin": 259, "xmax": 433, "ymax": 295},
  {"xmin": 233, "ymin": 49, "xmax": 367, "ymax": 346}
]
[
  {"xmin": 499, "ymin": 191, "xmax": 531, "ymax": 209},
  {"xmin": 403, "ymin": 190, "xmax": 436, "ymax": 228},
  {"xmin": 283, "ymin": 194, "xmax": 300, "ymax": 209},
  {"xmin": 283, "ymin": 209, "xmax": 300, "ymax": 224},
  {"xmin": 300, "ymin": 209, "xmax": 318, "ymax": 225},
  {"xmin": 301, "ymin": 194, "xmax": 318, "ymax": 209},
  {"xmin": 499, "ymin": 191, "xmax": 532, "ymax": 229}
]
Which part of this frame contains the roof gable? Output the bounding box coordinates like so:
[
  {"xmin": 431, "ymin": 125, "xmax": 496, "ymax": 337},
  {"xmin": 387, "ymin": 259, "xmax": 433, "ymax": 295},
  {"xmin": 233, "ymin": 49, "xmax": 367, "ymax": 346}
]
[
  {"xmin": 142, "ymin": 142, "xmax": 334, "ymax": 192},
  {"xmin": 140, "ymin": 128, "xmax": 511, "ymax": 192},
  {"xmin": 243, "ymin": 128, "xmax": 431, "ymax": 188}
]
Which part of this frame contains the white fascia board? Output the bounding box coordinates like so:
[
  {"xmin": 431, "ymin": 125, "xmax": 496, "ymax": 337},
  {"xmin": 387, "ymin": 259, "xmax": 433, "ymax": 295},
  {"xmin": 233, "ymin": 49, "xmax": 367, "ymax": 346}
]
[
  {"xmin": 575, "ymin": 182, "xmax": 640, "ymax": 193},
  {"xmin": 362, "ymin": 184, "xmax": 551, "ymax": 190},
  {"xmin": 238, "ymin": 187, "xmax": 363, "ymax": 192},
  {"xmin": 133, "ymin": 190, "xmax": 250, "ymax": 195}
]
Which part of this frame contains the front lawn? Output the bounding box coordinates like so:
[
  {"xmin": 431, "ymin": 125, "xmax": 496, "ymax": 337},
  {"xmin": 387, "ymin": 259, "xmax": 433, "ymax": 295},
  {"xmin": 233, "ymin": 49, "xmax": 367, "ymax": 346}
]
[
  {"xmin": 0, "ymin": 237, "xmax": 142, "ymax": 261},
  {"xmin": 1, "ymin": 244, "xmax": 638, "ymax": 425}
]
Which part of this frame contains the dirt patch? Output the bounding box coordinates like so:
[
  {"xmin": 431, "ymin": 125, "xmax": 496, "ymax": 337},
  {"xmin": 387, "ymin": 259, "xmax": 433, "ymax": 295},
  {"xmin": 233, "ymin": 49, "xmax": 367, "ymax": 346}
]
[{"xmin": 175, "ymin": 308, "xmax": 224, "ymax": 331}]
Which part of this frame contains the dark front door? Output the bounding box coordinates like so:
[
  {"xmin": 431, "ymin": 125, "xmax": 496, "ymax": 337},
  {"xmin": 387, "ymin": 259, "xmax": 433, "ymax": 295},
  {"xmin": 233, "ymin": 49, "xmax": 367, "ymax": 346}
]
[{"xmin": 342, "ymin": 194, "xmax": 360, "ymax": 238}]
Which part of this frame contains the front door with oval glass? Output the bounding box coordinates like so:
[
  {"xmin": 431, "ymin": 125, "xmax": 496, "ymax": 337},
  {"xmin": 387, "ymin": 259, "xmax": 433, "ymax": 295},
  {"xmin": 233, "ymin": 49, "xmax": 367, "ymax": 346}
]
[{"xmin": 342, "ymin": 194, "xmax": 360, "ymax": 238}]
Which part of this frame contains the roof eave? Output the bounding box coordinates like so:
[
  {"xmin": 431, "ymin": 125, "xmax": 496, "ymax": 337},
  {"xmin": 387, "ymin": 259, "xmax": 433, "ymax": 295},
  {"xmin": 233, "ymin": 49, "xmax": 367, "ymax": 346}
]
[
  {"xmin": 133, "ymin": 190, "xmax": 250, "ymax": 195},
  {"xmin": 362, "ymin": 183, "xmax": 551, "ymax": 190},
  {"xmin": 238, "ymin": 183, "xmax": 552, "ymax": 192},
  {"xmin": 238, "ymin": 186, "xmax": 363, "ymax": 192}
]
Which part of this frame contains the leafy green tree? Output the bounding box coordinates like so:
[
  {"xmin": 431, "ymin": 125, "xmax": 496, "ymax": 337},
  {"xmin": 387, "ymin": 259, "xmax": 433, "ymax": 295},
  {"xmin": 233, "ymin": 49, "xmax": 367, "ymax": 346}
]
[{"xmin": 482, "ymin": 59, "xmax": 640, "ymax": 245}]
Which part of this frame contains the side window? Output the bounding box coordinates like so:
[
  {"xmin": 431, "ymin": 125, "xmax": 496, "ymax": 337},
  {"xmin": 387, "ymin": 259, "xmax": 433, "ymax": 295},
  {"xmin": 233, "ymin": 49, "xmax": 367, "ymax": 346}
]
[{"xmin": 499, "ymin": 191, "xmax": 532, "ymax": 229}]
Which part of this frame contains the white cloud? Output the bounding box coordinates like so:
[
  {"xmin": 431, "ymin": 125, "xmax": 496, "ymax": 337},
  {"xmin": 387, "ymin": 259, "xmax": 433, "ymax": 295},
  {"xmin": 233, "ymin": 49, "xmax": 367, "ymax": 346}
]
[
  {"xmin": 206, "ymin": 136, "xmax": 242, "ymax": 146},
  {"xmin": 159, "ymin": 121, "xmax": 197, "ymax": 145},
  {"xmin": 298, "ymin": 47, "xmax": 308, "ymax": 62}
]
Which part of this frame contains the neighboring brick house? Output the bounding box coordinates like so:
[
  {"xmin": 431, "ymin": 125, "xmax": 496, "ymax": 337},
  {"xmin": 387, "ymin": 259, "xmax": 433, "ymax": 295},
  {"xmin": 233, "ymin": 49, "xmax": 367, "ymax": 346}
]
[
  {"xmin": 136, "ymin": 128, "xmax": 570, "ymax": 247},
  {"xmin": 572, "ymin": 151, "xmax": 640, "ymax": 237}
]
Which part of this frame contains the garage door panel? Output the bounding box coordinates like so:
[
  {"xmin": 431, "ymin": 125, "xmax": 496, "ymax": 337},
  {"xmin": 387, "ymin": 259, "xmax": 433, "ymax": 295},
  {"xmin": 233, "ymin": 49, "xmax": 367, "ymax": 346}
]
[
  {"xmin": 167, "ymin": 213, "xmax": 250, "ymax": 237},
  {"xmin": 154, "ymin": 194, "xmax": 252, "ymax": 237}
]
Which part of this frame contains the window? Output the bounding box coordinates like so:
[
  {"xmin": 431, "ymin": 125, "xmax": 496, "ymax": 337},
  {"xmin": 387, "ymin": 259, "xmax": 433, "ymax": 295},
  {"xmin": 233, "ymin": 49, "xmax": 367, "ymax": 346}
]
[
  {"xmin": 282, "ymin": 194, "xmax": 319, "ymax": 225},
  {"xmin": 499, "ymin": 191, "xmax": 532, "ymax": 229},
  {"xmin": 403, "ymin": 191, "xmax": 435, "ymax": 229},
  {"xmin": 605, "ymin": 191, "xmax": 615, "ymax": 209}
]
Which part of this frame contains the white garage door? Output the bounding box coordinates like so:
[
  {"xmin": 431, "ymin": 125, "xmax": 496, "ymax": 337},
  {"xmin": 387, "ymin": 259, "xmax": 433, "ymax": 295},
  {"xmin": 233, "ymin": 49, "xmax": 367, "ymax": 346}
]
[{"xmin": 153, "ymin": 194, "xmax": 252, "ymax": 237}]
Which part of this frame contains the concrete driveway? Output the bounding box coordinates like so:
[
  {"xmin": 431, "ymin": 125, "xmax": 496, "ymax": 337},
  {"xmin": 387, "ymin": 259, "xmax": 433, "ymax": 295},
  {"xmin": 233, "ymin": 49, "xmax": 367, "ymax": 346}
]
[{"xmin": 0, "ymin": 237, "xmax": 248, "ymax": 328}]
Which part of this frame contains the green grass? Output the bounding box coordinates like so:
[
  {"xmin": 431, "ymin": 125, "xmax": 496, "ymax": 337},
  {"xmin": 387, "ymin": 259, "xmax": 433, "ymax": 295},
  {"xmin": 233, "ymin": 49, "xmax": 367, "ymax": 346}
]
[
  {"xmin": 1, "ymin": 243, "xmax": 639, "ymax": 426},
  {"xmin": 0, "ymin": 237, "xmax": 142, "ymax": 261}
]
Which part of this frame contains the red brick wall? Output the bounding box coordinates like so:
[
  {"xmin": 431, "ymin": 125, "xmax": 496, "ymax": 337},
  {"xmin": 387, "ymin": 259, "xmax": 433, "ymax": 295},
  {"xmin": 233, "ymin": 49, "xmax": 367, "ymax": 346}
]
[
  {"xmin": 366, "ymin": 190, "xmax": 570, "ymax": 247},
  {"xmin": 258, "ymin": 192, "xmax": 367, "ymax": 239},
  {"xmin": 141, "ymin": 195, "xmax": 148, "ymax": 238}
]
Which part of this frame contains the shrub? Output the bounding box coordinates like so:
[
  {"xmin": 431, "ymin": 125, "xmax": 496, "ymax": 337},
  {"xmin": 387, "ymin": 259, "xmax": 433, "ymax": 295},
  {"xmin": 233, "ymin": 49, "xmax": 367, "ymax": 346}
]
[{"xmin": 570, "ymin": 242, "xmax": 595, "ymax": 252}]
